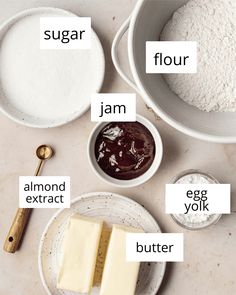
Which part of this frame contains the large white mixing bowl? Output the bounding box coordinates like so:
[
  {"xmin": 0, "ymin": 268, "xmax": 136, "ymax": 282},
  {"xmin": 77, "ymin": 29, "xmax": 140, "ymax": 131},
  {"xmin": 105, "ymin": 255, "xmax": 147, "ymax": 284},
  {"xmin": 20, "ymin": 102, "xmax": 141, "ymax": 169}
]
[{"xmin": 112, "ymin": 0, "xmax": 236, "ymax": 143}]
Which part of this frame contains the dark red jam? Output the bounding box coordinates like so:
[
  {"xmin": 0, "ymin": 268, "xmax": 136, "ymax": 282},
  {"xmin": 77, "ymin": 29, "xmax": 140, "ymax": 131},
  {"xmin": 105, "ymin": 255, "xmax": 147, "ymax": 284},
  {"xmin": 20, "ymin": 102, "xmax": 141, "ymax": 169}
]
[{"xmin": 95, "ymin": 122, "xmax": 155, "ymax": 180}]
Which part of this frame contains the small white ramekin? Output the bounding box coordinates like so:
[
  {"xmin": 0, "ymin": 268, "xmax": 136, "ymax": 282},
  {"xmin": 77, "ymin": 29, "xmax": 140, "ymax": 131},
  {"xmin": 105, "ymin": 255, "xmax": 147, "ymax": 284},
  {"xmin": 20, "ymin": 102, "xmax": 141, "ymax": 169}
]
[
  {"xmin": 170, "ymin": 170, "xmax": 222, "ymax": 230},
  {"xmin": 87, "ymin": 114, "xmax": 163, "ymax": 187}
]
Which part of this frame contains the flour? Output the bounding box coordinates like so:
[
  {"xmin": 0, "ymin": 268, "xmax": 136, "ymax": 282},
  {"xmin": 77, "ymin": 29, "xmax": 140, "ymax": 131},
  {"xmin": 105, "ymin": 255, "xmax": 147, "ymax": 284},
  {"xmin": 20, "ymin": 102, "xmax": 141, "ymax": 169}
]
[
  {"xmin": 161, "ymin": 0, "xmax": 236, "ymax": 112},
  {"xmin": 172, "ymin": 172, "xmax": 219, "ymax": 229}
]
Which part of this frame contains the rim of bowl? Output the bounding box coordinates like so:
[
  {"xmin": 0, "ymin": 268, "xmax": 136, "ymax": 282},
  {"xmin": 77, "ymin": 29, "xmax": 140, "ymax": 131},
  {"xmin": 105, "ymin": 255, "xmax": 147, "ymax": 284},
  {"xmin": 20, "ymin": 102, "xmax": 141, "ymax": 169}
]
[
  {"xmin": 170, "ymin": 169, "xmax": 222, "ymax": 230},
  {"xmin": 87, "ymin": 114, "xmax": 163, "ymax": 188},
  {"xmin": 0, "ymin": 7, "xmax": 105, "ymax": 128},
  {"xmin": 127, "ymin": 0, "xmax": 236, "ymax": 143}
]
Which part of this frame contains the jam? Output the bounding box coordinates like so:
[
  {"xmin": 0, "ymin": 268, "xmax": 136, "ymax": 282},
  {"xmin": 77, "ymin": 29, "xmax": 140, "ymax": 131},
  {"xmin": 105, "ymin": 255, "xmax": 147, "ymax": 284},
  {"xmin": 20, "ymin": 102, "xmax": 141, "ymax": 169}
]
[{"xmin": 95, "ymin": 122, "xmax": 155, "ymax": 180}]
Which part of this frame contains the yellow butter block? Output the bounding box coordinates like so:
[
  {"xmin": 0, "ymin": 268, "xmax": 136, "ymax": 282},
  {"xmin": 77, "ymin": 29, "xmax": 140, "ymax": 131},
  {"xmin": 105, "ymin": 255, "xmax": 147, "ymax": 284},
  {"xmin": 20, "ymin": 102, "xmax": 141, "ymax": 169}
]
[
  {"xmin": 100, "ymin": 224, "xmax": 143, "ymax": 295},
  {"xmin": 57, "ymin": 214, "xmax": 103, "ymax": 293}
]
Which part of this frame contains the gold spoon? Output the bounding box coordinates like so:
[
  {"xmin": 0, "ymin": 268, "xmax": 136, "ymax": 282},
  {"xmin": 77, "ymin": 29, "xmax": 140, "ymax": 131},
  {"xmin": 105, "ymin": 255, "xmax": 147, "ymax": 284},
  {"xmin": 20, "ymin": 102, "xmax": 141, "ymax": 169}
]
[{"xmin": 3, "ymin": 145, "xmax": 54, "ymax": 253}]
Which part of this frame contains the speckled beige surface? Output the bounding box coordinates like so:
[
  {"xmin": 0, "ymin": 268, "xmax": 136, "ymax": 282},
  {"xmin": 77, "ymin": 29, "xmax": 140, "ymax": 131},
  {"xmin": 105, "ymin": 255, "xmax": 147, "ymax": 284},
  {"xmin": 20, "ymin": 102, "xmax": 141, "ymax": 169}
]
[{"xmin": 0, "ymin": 1, "xmax": 235, "ymax": 295}]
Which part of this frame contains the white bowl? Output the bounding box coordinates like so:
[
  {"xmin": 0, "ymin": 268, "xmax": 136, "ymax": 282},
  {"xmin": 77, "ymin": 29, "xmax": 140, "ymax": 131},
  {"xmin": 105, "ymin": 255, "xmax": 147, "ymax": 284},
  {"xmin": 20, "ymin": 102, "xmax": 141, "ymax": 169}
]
[
  {"xmin": 112, "ymin": 0, "xmax": 236, "ymax": 143},
  {"xmin": 170, "ymin": 169, "xmax": 222, "ymax": 230},
  {"xmin": 87, "ymin": 115, "xmax": 163, "ymax": 187},
  {"xmin": 0, "ymin": 7, "xmax": 105, "ymax": 128}
]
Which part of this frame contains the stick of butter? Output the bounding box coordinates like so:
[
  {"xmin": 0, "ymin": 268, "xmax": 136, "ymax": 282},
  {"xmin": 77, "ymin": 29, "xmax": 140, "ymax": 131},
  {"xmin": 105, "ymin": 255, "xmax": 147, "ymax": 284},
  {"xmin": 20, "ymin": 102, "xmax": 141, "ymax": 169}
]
[
  {"xmin": 57, "ymin": 214, "xmax": 103, "ymax": 293},
  {"xmin": 100, "ymin": 224, "xmax": 143, "ymax": 295}
]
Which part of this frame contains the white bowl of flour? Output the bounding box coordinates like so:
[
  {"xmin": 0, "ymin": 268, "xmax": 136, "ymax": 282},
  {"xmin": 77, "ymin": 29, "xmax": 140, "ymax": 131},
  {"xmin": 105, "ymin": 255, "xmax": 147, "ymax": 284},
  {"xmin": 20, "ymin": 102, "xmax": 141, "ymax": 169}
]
[
  {"xmin": 0, "ymin": 7, "xmax": 105, "ymax": 128},
  {"xmin": 112, "ymin": 0, "xmax": 236, "ymax": 142}
]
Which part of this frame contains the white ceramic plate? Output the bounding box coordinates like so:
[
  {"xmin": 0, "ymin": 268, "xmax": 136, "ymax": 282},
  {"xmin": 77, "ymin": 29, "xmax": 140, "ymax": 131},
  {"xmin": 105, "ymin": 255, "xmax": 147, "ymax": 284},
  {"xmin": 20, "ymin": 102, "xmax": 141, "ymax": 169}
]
[
  {"xmin": 0, "ymin": 7, "xmax": 105, "ymax": 128},
  {"xmin": 38, "ymin": 192, "xmax": 166, "ymax": 295}
]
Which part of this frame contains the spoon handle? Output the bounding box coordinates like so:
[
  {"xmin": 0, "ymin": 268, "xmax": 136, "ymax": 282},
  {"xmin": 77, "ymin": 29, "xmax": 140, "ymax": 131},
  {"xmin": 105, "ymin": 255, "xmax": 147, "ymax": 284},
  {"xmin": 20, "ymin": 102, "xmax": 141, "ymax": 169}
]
[
  {"xmin": 35, "ymin": 159, "xmax": 44, "ymax": 176},
  {"xmin": 3, "ymin": 208, "xmax": 32, "ymax": 253}
]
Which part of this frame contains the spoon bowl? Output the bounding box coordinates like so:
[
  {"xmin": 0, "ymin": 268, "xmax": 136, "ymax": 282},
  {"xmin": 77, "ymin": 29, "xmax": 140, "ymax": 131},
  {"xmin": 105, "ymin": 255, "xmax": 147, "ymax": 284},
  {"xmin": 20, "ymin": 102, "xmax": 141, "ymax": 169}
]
[{"xmin": 36, "ymin": 145, "xmax": 54, "ymax": 160}]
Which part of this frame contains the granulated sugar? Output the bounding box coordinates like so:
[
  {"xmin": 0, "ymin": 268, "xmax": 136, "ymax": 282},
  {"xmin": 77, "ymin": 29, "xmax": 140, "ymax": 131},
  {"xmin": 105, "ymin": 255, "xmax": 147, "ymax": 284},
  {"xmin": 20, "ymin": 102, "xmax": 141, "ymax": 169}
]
[
  {"xmin": 0, "ymin": 13, "xmax": 103, "ymax": 121},
  {"xmin": 161, "ymin": 0, "xmax": 236, "ymax": 112}
]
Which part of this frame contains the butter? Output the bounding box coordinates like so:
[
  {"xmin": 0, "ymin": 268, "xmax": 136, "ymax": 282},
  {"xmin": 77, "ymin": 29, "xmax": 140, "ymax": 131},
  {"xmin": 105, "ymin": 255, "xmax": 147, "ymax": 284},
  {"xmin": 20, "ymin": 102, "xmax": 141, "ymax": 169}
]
[
  {"xmin": 57, "ymin": 214, "xmax": 103, "ymax": 293},
  {"xmin": 100, "ymin": 224, "xmax": 143, "ymax": 295}
]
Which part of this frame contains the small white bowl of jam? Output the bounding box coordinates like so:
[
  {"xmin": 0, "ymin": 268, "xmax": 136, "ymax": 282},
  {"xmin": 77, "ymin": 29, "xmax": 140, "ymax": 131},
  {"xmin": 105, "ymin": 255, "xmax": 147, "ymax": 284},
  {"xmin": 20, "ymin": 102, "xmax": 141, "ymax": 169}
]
[{"xmin": 88, "ymin": 114, "xmax": 163, "ymax": 187}]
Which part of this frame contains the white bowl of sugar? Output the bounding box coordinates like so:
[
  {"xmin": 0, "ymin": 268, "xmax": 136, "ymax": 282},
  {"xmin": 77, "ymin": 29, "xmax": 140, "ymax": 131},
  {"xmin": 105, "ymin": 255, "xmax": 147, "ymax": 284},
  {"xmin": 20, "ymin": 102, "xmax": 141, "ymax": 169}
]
[{"xmin": 0, "ymin": 7, "xmax": 105, "ymax": 128}]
